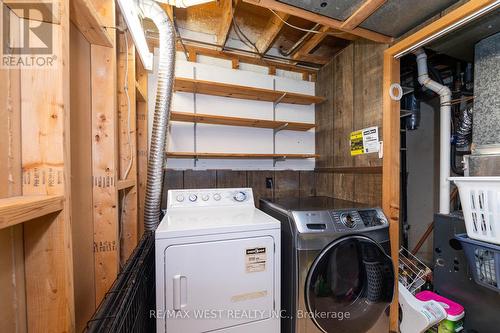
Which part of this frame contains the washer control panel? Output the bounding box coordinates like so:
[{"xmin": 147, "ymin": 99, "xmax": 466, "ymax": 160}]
[
  {"xmin": 331, "ymin": 208, "xmax": 388, "ymax": 231},
  {"xmin": 167, "ymin": 188, "xmax": 254, "ymax": 209}
]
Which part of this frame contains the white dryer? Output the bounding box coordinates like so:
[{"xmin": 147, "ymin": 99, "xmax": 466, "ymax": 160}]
[{"xmin": 155, "ymin": 188, "xmax": 280, "ymax": 333}]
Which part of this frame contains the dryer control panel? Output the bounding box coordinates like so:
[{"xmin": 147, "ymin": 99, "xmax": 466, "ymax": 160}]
[{"xmin": 167, "ymin": 188, "xmax": 254, "ymax": 209}]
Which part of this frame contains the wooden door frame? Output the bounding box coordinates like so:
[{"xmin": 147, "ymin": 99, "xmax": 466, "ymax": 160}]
[{"xmin": 382, "ymin": 0, "xmax": 499, "ymax": 330}]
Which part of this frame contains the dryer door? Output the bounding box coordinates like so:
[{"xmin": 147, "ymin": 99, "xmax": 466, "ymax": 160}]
[{"xmin": 305, "ymin": 235, "xmax": 394, "ymax": 333}]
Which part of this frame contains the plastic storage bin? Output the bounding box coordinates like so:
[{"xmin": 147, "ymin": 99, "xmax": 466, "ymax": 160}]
[
  {"xmin": 449, "ymin": 177, "xmax": 500, "ymax": 245},
  {"xmin": 456, "ymin": 233, "xmax": 500, "ymax": 292}
]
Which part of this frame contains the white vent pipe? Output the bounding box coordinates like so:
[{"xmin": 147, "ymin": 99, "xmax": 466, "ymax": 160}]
[{"xmin": 414, "ymin": 49, "xmax": 452, "ymax": 214}]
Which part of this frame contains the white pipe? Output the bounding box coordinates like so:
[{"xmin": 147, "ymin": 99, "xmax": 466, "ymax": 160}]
[{"xmin": 414, "ymin": 49, "xmax": 452, "ymax": 214}]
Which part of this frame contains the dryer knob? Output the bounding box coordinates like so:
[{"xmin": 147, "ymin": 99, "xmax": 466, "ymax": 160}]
[
  {"xmin": 233, "ymin": 191, "xmax": 247, "ymax": 202},
  {"xmin": 176, "ymin": 195, "xmax": 185, "ymax": 202}
]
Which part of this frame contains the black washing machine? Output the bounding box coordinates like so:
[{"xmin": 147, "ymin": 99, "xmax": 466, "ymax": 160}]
[{"xmin": 260, "ymin": 197, "xmax": 394, "ymax": 333}]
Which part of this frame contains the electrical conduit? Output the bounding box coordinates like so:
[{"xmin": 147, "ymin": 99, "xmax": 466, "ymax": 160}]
[
  {"xmin": 139, "ymin": 0, "xmax": 176, "ymax": 231},
  {"xmin": 413, "ymin": 49, "xmax": 452, "ymax": 214}
]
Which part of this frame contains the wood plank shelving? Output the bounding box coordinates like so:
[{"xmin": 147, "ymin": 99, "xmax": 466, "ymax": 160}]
[
  {"xmin": 167, "ymin": 152, "xmax": 319, "ymax": 159},
  {"xmin": 170, "ymin": 111, "xmax": 315, "ymax": 131},
  {"xmin": 174, "ymin": 77, "xmax": 325, "ymax": 105},
  {"xmin": 0, "ymin": 195, "xmax": 64, "ymax": 230}
]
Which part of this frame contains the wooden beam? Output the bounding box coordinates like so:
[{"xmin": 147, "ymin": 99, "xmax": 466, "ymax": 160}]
[
  {"xmin": 160, "ymin": 3, "xmax": 174, "ymax": 21},
  {"xmin": 217, "ymin": 0, "xmax": 234, "ymax": 46},
  {"xmin": 243, "ymin": 0, "xmax": 393, "ymax": 43},
  {"xmin": 179, "ymin": 44, "xmax": 319, "ymax": 74},
  {"xmin": 90, "ymin": 0, "xmax": 119, "ymax": 305},
  {"xmin": 20, "ymin": 1, "xmax": 75, "ymax": 331},
  {"xmin": 340, "ymin": 0, "xmax": 387, "ymax": 30},
  {"xmin": 0, "ymin": 195, "xmax": 64, "ymax": 230},
  {"xmin": 294, "ymin": 53, "xmax": 331, "ymax": 65},
  {"xmin": 292, "ymin": 25, "xmax": 330, "ymax": 60},
  {"xmin": 70, "ymin": 0, "xmax": 113, "ymax": 47},
  {"xmin": 255, "ymin": 11, "xmax": 290, "ymax": 54},
  {"xmin": 0, "ymin": 7, "xmax": 25, "ymax": 331},
  {"xmin": 383, "ymin": 49, "xmax": 401, "ymax": 333}
]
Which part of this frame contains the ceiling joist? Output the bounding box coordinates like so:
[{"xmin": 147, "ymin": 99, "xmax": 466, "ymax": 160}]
[
  {"xmin": 177, "ymin": 44, "xmax": 320, "ymax": 76},
  {"xmin": 340, "ymin": 0, "xmax": 387, "ymax": 30},
  {"xmin": 242, "ymin": 0, "xmax": 393, "ymax": 44},
  {"xmin": 255, "ymin": 11, "xmax": 290, "ymax": 54},
  {"xmin": 292, "ymin": 25, "xmax": 330, "ymax": 60},
  {"xmin": 217, "ymin": 0, "xmax": 236, "ymax": 46}
]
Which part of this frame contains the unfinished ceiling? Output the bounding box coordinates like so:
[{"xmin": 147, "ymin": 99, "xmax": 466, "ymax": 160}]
[
  {"xmin": 426, "ymin": 7, "xmax": 500, "ymax": 62},
  {"xmin": 147, "ymin": 0, "xmax": 463, "ymax": 74}
]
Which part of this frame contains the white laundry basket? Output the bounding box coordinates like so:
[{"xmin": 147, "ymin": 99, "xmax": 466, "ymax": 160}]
[{"xmin": 450, "ymin": 177, "xmax": 500, "ymax": 245}]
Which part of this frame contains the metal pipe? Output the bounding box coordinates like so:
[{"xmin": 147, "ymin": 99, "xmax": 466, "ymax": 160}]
[
  {"xmin": 139, "ymin": 0, "xmax": 176, "ymax": 231},
  {"xmin": 414, "ymin": 48, "xmax": 452, "ymax": 214}
]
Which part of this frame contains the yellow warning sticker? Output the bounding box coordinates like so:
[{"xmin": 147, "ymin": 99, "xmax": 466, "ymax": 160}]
[
  {"xmin": 350, "ymin": 130, "xmax": 364, "ymax": 156},
  {"xmin": 350, "ymin": 126, "xmax": 380, "ymax": 156}
]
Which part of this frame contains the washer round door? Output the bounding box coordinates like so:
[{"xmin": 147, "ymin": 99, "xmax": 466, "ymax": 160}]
[{"xmin": 305, "ymin": 235, "xmax": 394, "ymax": 333}]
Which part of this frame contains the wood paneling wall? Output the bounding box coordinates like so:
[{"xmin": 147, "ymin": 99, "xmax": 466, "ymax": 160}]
[
  {"xmin": 315, "ymin": 40, "xmax": 387, "ymax": 207},
  {"xmin": 162, "ymin": 170, "xmax": 316, "ymax": 208}
]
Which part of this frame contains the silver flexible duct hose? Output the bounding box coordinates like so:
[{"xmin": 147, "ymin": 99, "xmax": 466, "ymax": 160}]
[
  {"xmin": 456, "ymin": 105, "xmax": 473, "ymax": 148},
  {"xmin": 140, "ymin": 0, "xmax": 176, "ymax": 231}
]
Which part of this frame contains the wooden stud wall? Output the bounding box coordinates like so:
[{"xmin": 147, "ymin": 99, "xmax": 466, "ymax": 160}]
[
  {"xmin": 0, "ymin": 1, "xmax": 75, "ymax": 332},
  {"xmin": 315, "ymin": 40, "xmax": 387, "ymax": 207},
  {"xmin": 117, "ymin": 28, "xmax": 138, "ymax": 265},
  {"xmin": 68, "ymin": 1, "xmax": 149, "ymax": 330},
  {"xmin": 0, "ymin": 5, "xmax": 25, "ymax": 333}
]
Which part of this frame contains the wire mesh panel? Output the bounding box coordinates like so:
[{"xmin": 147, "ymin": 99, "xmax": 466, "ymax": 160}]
[{"xmin": 86, "ymin": 233, "xmax": 156, "ymax": 333}]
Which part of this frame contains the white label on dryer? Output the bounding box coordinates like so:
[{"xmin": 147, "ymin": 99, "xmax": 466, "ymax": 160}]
[{"xmin": 245, "ymin": 247, "xmax": 266, "ymax": 273}]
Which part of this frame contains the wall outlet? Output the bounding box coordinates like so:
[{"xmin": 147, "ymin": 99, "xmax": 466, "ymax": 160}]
[{"xmin": 265, "ymin": 177, "xmax": 273, "ymax": 189}]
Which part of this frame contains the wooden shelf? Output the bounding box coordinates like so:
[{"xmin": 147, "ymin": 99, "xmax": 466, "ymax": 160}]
[
  {"xmin": 136, "ymin": 81, "xmax": 147, "ymax": 102},
  {"xmin": 167, "ymin": 152, "xmax": 319, "ymax": 159},
  {"xmin": 70, "ymin": 0, "xmax": 113, "ymax": 47},
  {"xmin": 170, "ymin": 111, "xmax": 315, "ymax": 131},
  {"xmin": 174, "ymin": 77, "xmax": 325, "ymax": 105},
  {"xmin": 0, "ymin": 195, "xmax": 65, "ymax": 230}
]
